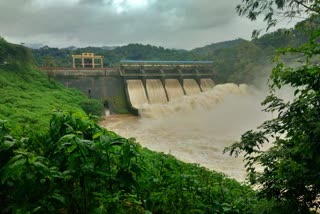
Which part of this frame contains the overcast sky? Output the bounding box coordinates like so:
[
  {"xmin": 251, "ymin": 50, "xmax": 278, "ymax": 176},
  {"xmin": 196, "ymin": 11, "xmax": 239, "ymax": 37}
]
[{"xmin": 0, "ymin": 0, "xmax": 301, "ymax": 49}]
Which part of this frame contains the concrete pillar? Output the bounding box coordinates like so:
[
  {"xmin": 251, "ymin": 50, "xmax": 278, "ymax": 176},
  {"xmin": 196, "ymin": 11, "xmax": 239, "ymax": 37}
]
[
  {"xmin": 72, "ymin": 57, "xmax": 76, "ymax": 68},
  {"xmin": 82, "ymin": 57, "xmax": 85, "ymax": 68},
  {"xmin": 92, "ymin": 57, "xmax": 95, "ymax": 68},
  {"xmin": 101, "ymin": 58, "xmax": 103, "ymax": 68}
]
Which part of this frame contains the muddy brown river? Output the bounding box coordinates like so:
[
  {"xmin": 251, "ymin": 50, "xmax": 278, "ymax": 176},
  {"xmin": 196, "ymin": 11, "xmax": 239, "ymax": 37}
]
[{"xmin": 101, "ymin": 84, "xmax": 270, "ymax": 181}]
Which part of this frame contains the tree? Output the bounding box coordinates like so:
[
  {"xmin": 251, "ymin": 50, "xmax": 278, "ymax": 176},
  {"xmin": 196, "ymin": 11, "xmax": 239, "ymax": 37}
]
[
  {"xmin": 43, "ymin": 55, "xmax": 56, "ymax": 81},
  {"xmin": 236, "ymin": 0, "xmax": 320, "ymax": 37},
  {"xmin": 225, "ymin": 0, "xmax": 320, "ymax": 212}
]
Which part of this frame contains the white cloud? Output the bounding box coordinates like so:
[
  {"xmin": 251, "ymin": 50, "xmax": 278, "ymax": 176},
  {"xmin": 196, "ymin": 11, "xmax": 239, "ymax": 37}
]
[{"xmin": 112, "ymin": 0, "xmax": 151, "ymax": 13}]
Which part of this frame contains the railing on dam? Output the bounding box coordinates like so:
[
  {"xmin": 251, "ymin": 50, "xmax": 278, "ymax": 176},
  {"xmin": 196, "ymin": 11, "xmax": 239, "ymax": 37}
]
[
  {"xmin": 38, "ymin": 66, "xmax": 120, "ymax": 76},
  {"xmin": 120, "ymin": 60, "xmax": 214, "ymax": 78}
]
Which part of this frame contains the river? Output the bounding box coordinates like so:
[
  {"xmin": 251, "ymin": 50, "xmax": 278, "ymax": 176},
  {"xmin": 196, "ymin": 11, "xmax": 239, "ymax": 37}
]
[{"xmin": 100, "ymin": 83, "xmax": 270, "ymax": 182}]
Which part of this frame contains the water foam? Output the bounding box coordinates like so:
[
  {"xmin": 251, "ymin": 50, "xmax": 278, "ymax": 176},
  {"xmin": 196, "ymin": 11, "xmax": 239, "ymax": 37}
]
[
  {"xmin": 102, "ymin": 83, "xmax": 269, "ymax": 181},
  {"xmin": 139, "ymin": 83, "xmax": 252, "ymax": 118}
]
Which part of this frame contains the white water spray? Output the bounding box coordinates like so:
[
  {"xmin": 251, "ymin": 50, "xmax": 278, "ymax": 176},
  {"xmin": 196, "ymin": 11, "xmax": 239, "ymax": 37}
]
[{"xmin": 102, "ymin": 83, "xmax": 270, "ymax": 181}]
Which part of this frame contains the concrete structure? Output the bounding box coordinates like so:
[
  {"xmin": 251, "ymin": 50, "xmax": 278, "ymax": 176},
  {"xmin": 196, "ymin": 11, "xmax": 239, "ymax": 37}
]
[
  {"xmin": 39, "ymin": 60, "xmax": 215, "ymax": 115},
  {"xmin": 120, "ymin": 60, "xmax": 214, "ymax": 78},
  {"xmin": 38, "ymin": 67, "xmax": 119, "ymax": 76},
  {"xmin": 72, "ymin": 53, "xmax": 104, "ymax": 68},
  {"xmin": 120, "ymin": 60, "xmax": 215, "ymax": 114}
]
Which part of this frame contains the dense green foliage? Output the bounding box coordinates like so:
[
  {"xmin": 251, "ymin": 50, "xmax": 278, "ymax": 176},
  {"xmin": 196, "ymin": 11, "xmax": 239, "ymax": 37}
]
[
  {"xmin": 34, "ymin": 44, "xmax": 199, "ymax": 68},
  {"xmin": 225, "ymin": 1, "xmax": 320, "ymax": 212},
  {"xmin": 79, "ymin": 99, "xmax": 105, "ymax": 116},
  {"xmin": 0, "ymin": 40, "xmax": 97, "ymax": 132},
  {"xmin": 0, "ymin": 65, "xmax": 88, "ymax": 132},
  {"xmin": 0, "ymin": 37, "xmax": 32, "ymax": 65},
  {"xmin": 191, "ymin": 38, "xmax": 246, "ymax": 56},
  {"xmin": 235, "ymin": 0, "xmax": 320, "ymax": 37},
  {"xmin": 0, "ymin": 111, "xmax": 260, "ymax": 213}
]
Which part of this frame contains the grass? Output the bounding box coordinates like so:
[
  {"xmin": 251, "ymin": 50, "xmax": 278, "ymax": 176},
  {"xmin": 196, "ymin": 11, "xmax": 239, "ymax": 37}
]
[{"xmin": 0, "ymin": 63, "xmax": 88, "ymax": 133}]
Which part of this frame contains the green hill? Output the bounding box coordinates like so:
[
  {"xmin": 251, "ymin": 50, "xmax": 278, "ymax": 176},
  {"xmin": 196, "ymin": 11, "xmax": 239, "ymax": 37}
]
[
  {"xmin": 0, "ymin": 38, "xmax": 99, "ymax": 133},
  {"xmin": 192, "ymin": 19, "xmax": 316, "ymax": 83},
  {"xmin": 33, "ymin": 43, "xmax": 199, "ymax": 67},
  {"xmin": 191, "ymin": 38, "xmax": 247, "ymax": 56}
]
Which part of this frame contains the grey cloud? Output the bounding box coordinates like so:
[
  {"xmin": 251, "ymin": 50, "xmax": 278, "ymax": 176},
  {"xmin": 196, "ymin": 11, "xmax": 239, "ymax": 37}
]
[
  {"xmin": 79, "ymin": 0, "xmax": 112, "ymax": 5},
  {"xmin": 0, "ymin": 0, "xmax": 299, "ymax": 49}
]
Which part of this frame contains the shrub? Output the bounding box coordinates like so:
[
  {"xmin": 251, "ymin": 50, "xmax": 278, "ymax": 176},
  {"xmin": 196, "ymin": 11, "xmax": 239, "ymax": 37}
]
[
  {"xmin": 80, "ymin": 99, "xmax": 104, "ymax": 116},
  {"xmin": 0, "ymin": 111, "xmax": 260, "ymax": 213}
]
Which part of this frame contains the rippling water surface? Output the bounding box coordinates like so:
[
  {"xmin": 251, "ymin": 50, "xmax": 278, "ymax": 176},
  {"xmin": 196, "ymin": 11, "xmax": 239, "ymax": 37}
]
[{"xmin": 101, "ymin": 84, "xmax": 270, "ymax": 181}]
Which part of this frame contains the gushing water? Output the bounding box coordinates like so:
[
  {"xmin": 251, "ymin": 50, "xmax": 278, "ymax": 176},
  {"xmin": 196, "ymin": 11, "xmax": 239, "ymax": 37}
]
[
  {"xmin": 139, "ymin": 83, "xmax": 250, "ymax": 118},
  {"xmin": 183, "ymin": 79, "xmax": 201, "ymax": 95},
  {"xmin": 146, "ymin": 79, "xmax": 168, "ymax": 104},
  {"xmin": 101, "ymin": 83, "xmax": 269, "ymax": 181},
  {"xmin": 165, "ymin": 79, "xmax": 185, "ymax": 100},
  {"xmin": 200, "ymin": 78, "xmax": 215, "ymax": 91},
  {"xmin": 126, "ymin": 80, "xmax": 148, "ymax": 108}
]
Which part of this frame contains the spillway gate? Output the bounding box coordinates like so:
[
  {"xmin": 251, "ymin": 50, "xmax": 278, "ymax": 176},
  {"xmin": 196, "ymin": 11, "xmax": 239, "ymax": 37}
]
[{"xmin": 121, "ymin": 60, "xmax": 215, "ymax": 113}]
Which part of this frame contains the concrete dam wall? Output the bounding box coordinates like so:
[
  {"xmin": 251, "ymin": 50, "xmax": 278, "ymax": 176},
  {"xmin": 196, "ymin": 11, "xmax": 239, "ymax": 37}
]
[
  {"xmin": 49, "ymin": 70, "xmax": 129, "ymax": 114},
  {"xmin": 43, "ymin": 61, "xmax": 215, "ymax": 114}
]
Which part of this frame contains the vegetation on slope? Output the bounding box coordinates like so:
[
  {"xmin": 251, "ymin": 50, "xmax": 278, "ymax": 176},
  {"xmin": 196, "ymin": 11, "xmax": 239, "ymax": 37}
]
[
  {"xmin": 34, "ymin": 44, "xmax": 199, "ymax": 68},
  {"xmin": 0, "ymin": 111, "xmax": 260, "ymax": 213},
  {"xmin": 0, "ymin": 37, "xmax": 31, "ymax": 65},
  {"xmin": 0, "ymin": 39, "xmax": 104, "ymax": 133},
  {"xmin": 191, "ymin": 38, "xmax": 248, "ymax": 56}
]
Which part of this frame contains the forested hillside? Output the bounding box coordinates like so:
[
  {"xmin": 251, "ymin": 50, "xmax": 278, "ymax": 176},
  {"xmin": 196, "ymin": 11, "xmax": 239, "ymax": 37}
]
[
  {"xmin": 191, "ymin": 38, "xmax": 247, "ymax": 56},
  {"xmin": 33, "ymin": 44, "xmax": 198, "ymax": 68},
  {"xmin": 32, "ymin": 18, "xmax": 315, "ymax": 84},
  {"xmin": 0, "ymin": 38, "xmax": 103, "ymax": 132}
]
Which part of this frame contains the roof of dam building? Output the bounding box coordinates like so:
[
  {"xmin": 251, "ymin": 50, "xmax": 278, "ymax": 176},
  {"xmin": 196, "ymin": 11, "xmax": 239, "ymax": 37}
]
[{"xmin": 120, "ymin": 60, "xmax": 213, "ymax": 66}]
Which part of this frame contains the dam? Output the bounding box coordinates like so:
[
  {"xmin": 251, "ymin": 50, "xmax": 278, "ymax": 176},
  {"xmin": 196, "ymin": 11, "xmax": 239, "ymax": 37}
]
[
  {"xmin": 122, "ymin": 60, "xmax": 215, "ymax": 112},
  {"xmin": 40, "ymin": 60, "xmax": 215, "ymax": 114},
  {"xmin": 40, "ymin": 59, "xmax": 269, "ymax": 181}
]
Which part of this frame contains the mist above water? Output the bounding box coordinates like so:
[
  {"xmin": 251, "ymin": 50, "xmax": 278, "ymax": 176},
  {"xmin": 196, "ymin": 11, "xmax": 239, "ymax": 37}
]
[{"xmin": 102, "ymin": 83, "xmax": 271, "ymax": 181}]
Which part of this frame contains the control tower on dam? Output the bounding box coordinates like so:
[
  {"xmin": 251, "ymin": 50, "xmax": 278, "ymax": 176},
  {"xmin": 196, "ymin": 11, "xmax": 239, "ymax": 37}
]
[{"xmin": 121, "ymin": 60, "xmax": 216, "ymax": 114}]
